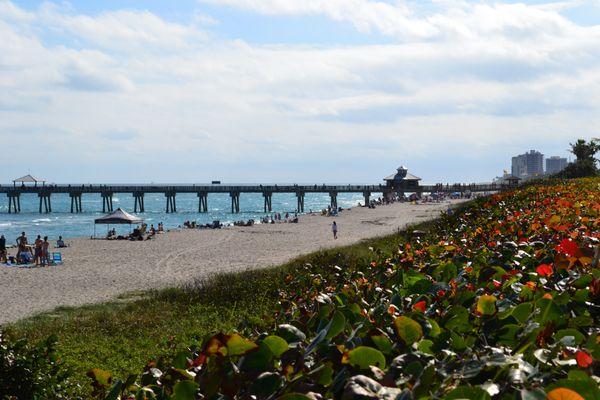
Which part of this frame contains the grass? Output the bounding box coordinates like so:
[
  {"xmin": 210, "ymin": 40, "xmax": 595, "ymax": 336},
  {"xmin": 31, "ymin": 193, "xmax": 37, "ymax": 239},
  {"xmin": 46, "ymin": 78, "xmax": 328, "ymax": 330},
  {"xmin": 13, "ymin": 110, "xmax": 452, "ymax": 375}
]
[{"xmin": 5, "ymin": 211, "xmax": 449, "ymax": 396}]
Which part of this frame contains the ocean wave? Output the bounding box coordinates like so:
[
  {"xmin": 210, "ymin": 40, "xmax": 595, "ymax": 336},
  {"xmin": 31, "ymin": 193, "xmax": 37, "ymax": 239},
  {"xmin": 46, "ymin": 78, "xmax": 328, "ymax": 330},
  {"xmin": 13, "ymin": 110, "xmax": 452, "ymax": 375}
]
[{"xmin": 32, "ymin": 218, "xmax": 52, "ymax": 223}]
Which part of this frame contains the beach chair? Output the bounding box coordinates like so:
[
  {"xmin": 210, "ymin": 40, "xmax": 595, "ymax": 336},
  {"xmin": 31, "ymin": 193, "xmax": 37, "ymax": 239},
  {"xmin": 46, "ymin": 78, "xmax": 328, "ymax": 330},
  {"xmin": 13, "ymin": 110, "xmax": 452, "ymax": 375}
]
[{"xmin": 52, "ymin": 252, "xmax": 63, "ymax": 265}]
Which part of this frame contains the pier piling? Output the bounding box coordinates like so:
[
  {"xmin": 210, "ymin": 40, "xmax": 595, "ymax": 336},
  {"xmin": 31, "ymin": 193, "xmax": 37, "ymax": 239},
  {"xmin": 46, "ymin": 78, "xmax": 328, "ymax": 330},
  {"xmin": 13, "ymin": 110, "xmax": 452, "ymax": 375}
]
[
  {"xmin": 133, "ymin": 192, "xmax": 145, "ymax": 213},
  {"xmin": 70, "ymin": 192, "xmax": 82, "ymax": 213},
  {"xmin": 165, "ymin": 192, "xmax": 176, "ymax": 213},
  {"xmin": 38, "ymin": 192, "xmax": 52, "ymax": 213},
  {"xmin": 197, "ymin": 192, "xmax": 208, "ymax": 213},
  {"xmin": 230, "ymin": 191, "xmax": 240, "ymax": 213},
  {"xmin": 296, "ymin": 191, "xmax": 305, "ymax": 213},
  {"xmin": 262, "ymin": 192, "xmax": 272, "ymax": 213},
  {"xmin": 101, "ymin": 192, "xmax": 114, "ymax": 213}
]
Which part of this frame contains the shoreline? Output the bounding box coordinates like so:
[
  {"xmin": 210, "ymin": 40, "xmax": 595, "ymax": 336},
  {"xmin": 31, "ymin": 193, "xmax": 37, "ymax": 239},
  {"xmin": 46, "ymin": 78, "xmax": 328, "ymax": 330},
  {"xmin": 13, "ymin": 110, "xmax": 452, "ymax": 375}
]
[{"xmin": 0, "ymin": 200, "xmax": 465, "ymax": 324}]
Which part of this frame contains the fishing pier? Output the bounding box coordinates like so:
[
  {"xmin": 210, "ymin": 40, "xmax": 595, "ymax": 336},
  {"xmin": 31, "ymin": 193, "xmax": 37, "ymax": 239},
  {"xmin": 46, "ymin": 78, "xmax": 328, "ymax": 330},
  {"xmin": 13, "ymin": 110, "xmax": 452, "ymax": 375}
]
[{"xmin": 1, "ymin": 168, "xmax": 518, "ymax": 214}]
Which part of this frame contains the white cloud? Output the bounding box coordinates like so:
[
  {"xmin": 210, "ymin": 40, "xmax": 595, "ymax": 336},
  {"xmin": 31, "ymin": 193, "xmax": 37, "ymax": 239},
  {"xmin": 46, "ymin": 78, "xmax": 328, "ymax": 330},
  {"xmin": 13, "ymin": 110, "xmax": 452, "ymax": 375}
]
[{"xmin": 0, "ymin": 0, "xmax": 599, "ymax": 182}]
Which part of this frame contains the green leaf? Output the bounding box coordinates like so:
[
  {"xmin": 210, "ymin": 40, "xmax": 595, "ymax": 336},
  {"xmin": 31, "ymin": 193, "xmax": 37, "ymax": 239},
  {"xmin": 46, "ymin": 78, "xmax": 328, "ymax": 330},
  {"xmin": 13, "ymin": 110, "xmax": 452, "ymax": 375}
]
[
  {"xmin": 444, "ymin": 306, "xmax": 471, "ymax": 333},
  {"xmin": 394, "ymin": 316, "xmax": 423, "ymax": 345},
  {"xmin": 172, "ymin": 380, "xmax": 199, "ymax": 400},
  {"xmin": 326, "ymin": 311, "xmax": 346, "ymax": 339},
  {"xmin": 446, "ymin": 386, "xmax": 491, "ymax": 400},
  {"xmin": 316, "ymin": 363, "xmax": 334, "ymax": 386},
  {"xmin": 476, "ymin": 295, "xmax": 497, "ymax": 316},
  {"xmin": 535, "ymin": 298, "xmax": 561, "ymax": 324},
  {"xmin": 371, "ymin": 332, "xmax": 393, "ymax": 354},
  {"xmin": 417, "ymin": 339, "xmax": 434, "ymax": 355},
  {"xmin": 262, "ymin": 335, "xmax": 289, "ymax": 357},
  {"xmin": 511, "ymin": 302, "xmax": 533, "ymax": 324},
  {"xmin": 346, "ymin": 346, "xmax": 386, "ymax": 369},
  {"xmin": 555, "ymin": 329, "xmax": 585, "ymax": 345},
  {"xmin": 277, "ymin": 324, "xmax": 306, "ymax": 343},
  {"xmin": 226, "ymin": 333, "xmax": 258, "ymax": 356},
  {"xmin": 277, "ymin": 394, "xmax": 313, "ymax": 400},
  {"xmin": 240, "ymin": 342, "xmax": 273, "ymax": 372}
]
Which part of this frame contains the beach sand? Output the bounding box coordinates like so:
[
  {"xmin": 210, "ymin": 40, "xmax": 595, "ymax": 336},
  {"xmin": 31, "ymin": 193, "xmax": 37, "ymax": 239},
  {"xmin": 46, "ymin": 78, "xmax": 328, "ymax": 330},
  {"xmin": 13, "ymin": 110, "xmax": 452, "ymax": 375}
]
[{"xmin": 0, "ymin": 200, "xmax": 463, "ymax": 324}]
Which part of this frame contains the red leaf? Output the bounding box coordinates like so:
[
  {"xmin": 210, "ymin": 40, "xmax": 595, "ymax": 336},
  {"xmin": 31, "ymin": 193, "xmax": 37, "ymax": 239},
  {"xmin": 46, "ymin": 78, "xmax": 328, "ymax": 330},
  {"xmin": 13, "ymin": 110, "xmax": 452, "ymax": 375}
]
[
  {"xmin": 556, "ymin": 239, "xmax": 580, "ymax": 257},
  {"xmin": 536, "ymin": 264, "xmax": 553, "ymax": 277},
  {"xmin": 576, "ymin": 350, "xmax": 593, "ymax": 368},
  {"xmin": 412, "ymin": 300, "xmax": 427, "ymax": 313}
]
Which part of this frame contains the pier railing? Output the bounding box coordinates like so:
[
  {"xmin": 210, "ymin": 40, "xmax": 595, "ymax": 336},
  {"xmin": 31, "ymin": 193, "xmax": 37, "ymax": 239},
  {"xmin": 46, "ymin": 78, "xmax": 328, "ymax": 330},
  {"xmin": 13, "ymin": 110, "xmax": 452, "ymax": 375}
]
[{"xmin": 0, "ymin": 182, "xmax": 512, "ymax": 214}]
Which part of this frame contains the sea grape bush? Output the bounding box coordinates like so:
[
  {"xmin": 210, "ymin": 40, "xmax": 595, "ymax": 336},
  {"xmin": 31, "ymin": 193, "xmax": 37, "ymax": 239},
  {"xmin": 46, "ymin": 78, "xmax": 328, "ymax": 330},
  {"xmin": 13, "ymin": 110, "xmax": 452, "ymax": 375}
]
[
  {"xmin": 0, "ymin": 332, "xmax": 71, "ymax": 399},
  {"xmin": 96, "ymin": 178, "xmax": 599, "ymax": 400}
]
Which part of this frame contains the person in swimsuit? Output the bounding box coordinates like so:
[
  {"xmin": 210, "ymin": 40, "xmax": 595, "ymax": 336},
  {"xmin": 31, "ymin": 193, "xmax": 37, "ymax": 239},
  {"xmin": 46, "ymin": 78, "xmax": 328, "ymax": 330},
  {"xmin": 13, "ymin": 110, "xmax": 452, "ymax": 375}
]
[
  {"xmin": 34, "ymin": 235, "xmax": 43, "ymax": 266},
  {"xmin": 42, "ymin": 236, "xmax": 50, "ymax": 266},
  {"xmin": 16, "ymin": 232, "xmax": 28, "ymax": 261}
]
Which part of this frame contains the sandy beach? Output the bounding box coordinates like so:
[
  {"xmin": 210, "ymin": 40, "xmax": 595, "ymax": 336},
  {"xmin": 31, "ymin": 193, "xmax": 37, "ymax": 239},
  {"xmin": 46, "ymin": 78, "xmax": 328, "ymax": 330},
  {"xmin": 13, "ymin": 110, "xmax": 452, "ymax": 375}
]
[{"xmin": 0, "ymin": 200, "xmax": 463, "ymax": 324}]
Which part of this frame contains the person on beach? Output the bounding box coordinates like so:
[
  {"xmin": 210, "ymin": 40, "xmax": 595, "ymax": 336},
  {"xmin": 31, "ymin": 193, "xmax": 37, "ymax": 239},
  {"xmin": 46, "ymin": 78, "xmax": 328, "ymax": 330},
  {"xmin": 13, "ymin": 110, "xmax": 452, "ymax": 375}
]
[
  {"xmin": 42, "ymin": 236, "xmax": 50, "ymax": 266},
  {"xmin": 56, "ymin": 236, "xmax": 67, "ymax": 248},
  {"xmin": 332, "ymin": 221, "xmax": 338, "ymax": 239},
  {"xmin": 16, "ymin": 232, "xmax": 28, "ymax": 261},
  {"xmin": 0, "ymin": 235, "xmax": 6, "ymax": 263},
  {"xmin": 34, "ymin": 235, "xmax": 43, "ymax": 266}
]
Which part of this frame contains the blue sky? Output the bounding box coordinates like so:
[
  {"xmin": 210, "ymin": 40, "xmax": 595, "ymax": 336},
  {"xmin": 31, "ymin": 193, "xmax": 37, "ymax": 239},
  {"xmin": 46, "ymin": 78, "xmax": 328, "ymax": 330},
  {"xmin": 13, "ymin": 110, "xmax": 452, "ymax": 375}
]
[{"xmin": 0, "ymin": 0, "xmax": 598, "ymax": 183}]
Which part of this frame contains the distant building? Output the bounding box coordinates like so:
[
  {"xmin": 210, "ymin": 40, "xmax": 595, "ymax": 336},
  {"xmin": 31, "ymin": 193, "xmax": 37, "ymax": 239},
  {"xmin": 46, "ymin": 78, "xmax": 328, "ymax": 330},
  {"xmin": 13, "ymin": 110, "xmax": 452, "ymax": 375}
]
[
  {"xmin": 511, "ymin": 150, "xmax": 544, "ymax": 179},
  {"xmin": 546, "ymin": 156, "xmax": 568, "ymax": 175},
  {"xmin": 383, "ymin": 166, "xmax": 421, "ymax": 191}
]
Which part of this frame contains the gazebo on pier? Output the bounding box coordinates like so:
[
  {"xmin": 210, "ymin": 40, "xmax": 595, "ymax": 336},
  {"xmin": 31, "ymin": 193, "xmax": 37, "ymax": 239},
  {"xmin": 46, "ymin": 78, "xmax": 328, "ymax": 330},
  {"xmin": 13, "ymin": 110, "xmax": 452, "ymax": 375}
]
[
  {"xmin": 13, "ymin": 174, "xmax": 45, "ymax": 187},
  {"xmin": 384, "ymin": 166, "xmax": 421, "ymax": 191}
]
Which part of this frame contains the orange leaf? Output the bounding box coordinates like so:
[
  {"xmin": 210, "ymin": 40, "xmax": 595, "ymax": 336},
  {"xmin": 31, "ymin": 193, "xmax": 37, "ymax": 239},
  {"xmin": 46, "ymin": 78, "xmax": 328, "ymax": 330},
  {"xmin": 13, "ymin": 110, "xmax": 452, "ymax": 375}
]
[
  {"xmin": 536, "ymin": 264, "xmax": 553, "ymax": 277},
  {"xmin": 576, "ymin": 350, "xmax": 593, "ymax": 368},
  {"xmin": 412, "ymin": 300, "xmax": 427, "ymax": 313},
  {"xmin": 546, "ymin": 388, "xmax": 584, "ymax": 400}
]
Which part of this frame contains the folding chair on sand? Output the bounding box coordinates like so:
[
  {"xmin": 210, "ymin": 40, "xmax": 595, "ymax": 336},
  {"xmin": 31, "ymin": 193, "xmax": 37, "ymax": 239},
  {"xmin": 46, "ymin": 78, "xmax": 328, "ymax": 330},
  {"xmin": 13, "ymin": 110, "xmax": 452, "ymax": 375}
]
[{"xmin": 52, "ymin": 252, "xmax": 63, "ymax": 265}]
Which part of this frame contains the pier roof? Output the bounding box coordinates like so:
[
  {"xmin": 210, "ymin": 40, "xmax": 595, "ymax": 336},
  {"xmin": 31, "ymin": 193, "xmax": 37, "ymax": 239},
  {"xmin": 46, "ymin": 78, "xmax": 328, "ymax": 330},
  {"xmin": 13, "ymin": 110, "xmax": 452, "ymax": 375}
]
[{"xmin": 13, "ymin": 174, "xmax": 45, "ymax": 184}]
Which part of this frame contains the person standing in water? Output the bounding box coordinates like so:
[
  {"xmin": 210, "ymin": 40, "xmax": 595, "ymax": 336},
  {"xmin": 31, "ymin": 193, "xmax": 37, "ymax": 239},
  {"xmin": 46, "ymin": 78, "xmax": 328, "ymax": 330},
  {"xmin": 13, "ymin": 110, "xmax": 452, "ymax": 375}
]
[{"xmin": 332, "ymin": 221, "xmax": 338, "ymax": 239}]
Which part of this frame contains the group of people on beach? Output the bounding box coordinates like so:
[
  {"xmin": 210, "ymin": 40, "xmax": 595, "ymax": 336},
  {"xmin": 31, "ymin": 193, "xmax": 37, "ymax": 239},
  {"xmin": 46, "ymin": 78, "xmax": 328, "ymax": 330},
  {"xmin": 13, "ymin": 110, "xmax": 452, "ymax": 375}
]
[{"xmin": 0, "ymin": 232, "xmax": 67, "ymax": 266}]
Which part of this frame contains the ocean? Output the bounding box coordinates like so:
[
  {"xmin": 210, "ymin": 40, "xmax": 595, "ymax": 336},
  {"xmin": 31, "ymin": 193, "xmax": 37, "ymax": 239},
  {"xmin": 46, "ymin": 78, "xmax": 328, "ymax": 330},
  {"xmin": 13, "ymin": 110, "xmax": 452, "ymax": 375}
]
[{"xmin": 0, "ymin": 190, "xmax": 382, "ymax": 241}]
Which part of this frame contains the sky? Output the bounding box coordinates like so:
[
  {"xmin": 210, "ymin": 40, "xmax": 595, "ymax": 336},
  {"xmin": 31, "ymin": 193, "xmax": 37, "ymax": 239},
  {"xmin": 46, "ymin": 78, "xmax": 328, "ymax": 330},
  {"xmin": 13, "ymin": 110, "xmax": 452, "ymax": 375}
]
[{"xmin": 1, "ymin": 0, "xmax": 599, "ymax": 184}]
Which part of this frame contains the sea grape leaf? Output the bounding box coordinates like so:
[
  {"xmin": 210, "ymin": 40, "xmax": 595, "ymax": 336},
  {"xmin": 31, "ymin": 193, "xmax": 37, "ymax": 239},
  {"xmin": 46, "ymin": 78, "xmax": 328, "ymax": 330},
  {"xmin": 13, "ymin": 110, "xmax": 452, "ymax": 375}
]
[
  {"xmin": 445, "ymin": 386, "xmax": 491, "ymax": 400},
  {"xmin": 535, "ymin": 298, "xmax": 561, "ymax": 324},
  {"xmin": 545, "ymin": 379, "xmax": 600, "ymax": 400},
  {"xmin": 346, "ymin": 346, "xmax": 386, "ymax": 369},
  {"xmin": 172, "ymin": 381, "xmax": 199, "ymax": 400},
  {"xmin": 326, "ymin": 311, "xmax": 346, "ymax": 339},
  {"xmin": 87, "ymin": 368, "xmax": 112, "ymax": 388},
  {"xmin": 511, "ymin": 302, "xmax": 533, "ymax": 324},
  {"xmin": 226, "ymin": 333, "xmax": 258, "ymax": 356},
  {"xmin": 277, "ymin": 324, "xmax": 306, "ymax": 344},
  {"xmin": 476, "ymin": 295, "xmax": 497, "ymax": 316},
  {"xmin": 555, "ymin": 329, "xmax": 585, "ymax": 345},
  {"xmin": 240, "ymin": 342, "xmax": 273, "ymax": 372},
  {"xmin": 394, "ymin": 316, "xmax": 423, "ymax": 345},
  {"xmin": 250, "ymin": 372, "xmax": 284, "ymax": 397},
  {"xmin": 546, "ymin": 388, "xmax": 585, "ymax": 400},
  {"xmin": 262, "ymin": 335, "xmax": 289, "ymax": 357},
  {"xmin": 371, "ymin": 332, "xmax": 393, "ymax": 355},
  {"xmin": 444, "ymin": 306, "xmax": 471, "ymax": 333}
]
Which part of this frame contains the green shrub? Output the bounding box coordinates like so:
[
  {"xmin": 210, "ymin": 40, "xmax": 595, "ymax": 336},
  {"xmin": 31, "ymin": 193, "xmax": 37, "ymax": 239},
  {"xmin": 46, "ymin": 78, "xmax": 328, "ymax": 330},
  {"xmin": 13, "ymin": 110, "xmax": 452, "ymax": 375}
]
[{"xmin": 0, "ymin": 331, "xmax": 71, "ymax": 399}]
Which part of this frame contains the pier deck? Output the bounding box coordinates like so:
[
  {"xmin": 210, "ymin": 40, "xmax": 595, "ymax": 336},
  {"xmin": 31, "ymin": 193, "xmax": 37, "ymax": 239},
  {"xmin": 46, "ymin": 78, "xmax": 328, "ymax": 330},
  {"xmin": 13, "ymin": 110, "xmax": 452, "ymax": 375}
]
[{"xmin": 0, "ymin": 183, "xmax": 510, "ymax": 214}]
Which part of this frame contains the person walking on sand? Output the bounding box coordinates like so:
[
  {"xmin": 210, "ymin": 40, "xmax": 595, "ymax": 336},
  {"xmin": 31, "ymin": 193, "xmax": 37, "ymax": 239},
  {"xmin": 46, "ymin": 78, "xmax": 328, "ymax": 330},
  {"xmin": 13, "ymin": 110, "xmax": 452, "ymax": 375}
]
[{"xmin": 332, "ymin": 221, "xmax": 338, "ymax": 239}]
